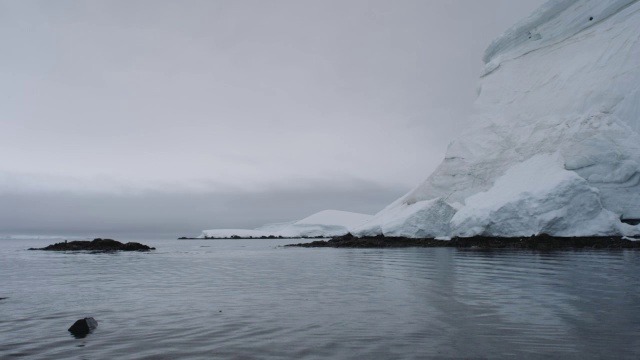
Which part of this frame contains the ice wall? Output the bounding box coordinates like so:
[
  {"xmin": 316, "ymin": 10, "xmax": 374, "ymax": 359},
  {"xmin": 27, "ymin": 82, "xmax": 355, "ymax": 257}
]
[{"xmin": 356, "ymin": 0, "xmax": 640, "ymax": 237}]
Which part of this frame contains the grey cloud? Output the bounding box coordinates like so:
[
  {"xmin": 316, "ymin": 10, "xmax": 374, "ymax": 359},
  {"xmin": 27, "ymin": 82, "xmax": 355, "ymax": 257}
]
[
  {"xmin": 0, "ymin": 179, "xmax": 407, "ymax": 239},
  {"xmin": 1, "ymin": 0, "xmax": 545, "ymax": 188}
]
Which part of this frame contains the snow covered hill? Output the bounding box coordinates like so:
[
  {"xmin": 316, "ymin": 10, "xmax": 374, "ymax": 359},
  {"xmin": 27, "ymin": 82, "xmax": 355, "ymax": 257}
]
[
  {"xmin": 199, "ymin": 210, "xmax": 372, "ymax": 238},
  {"xmin": 356, "ymin": 0, "xmax": 640, "ymax": 237}
]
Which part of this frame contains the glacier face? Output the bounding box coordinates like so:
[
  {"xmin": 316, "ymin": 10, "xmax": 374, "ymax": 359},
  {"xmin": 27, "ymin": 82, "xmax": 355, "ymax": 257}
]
[
  {"xmin": 356, "ymin": 0, "xmax": 640, "ymax": 237},
  {"xmin": 449, "ymin": 153, "xmax": 624, "ymax": 237},
  {"xmin": 353, "ymin": 198, "xmax": 456, "ymax": 238}
]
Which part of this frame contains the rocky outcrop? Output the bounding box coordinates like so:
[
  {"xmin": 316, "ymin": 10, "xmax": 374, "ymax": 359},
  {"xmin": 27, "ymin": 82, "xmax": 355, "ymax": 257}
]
[
  {"xmin": 286, "ymin": 233, "xmax": 640, "ymax": 249},
  {"xmin": 29, "ymin": 238, "xmax": 155, "ymax": 251}
]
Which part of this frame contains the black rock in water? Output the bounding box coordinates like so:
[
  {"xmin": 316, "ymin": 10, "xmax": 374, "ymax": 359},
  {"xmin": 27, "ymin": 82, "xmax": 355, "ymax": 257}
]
[
  {"xmin": 29, "ymin": 238, "xmax": 155, "ymax": 252},
  {"xmin": 68, "ymin": 317, "xmax": 98, "ymax": 338}
]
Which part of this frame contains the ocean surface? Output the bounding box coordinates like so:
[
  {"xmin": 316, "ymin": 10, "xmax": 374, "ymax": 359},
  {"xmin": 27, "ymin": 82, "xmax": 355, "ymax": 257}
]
[{"xmin": 1, "ymin": 238, "xmax": 639, "ymax": 359}]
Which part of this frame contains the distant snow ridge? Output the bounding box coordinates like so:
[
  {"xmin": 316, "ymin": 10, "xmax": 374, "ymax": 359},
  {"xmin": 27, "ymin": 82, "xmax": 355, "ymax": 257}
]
[
  {"xmin": 355, "ymin": 0, "xmax": 640, "ymax": 238},
  {"xmin": 200, "ymin": 210, "xmax": 372, "ymax": 238}
]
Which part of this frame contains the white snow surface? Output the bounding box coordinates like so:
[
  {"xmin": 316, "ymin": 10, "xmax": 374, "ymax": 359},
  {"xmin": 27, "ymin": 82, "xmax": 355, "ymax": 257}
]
[
  {"xmin": 357, "ymin": 0, "xmax": 640, "ymax": 238},
  {"xmin": 293, "ymin": 209, "xmax": 372, "ymax": 228},
  {"xmin": 450, "ymin": 153, "xmax": 626, "ymax": 237},
  {"xmin": 353, "ymin": 198, "xmax": 456, "ymax": 238},
  {"xmin": 199, "ymin": 210, "xmax": 372, "ymax": 238}
]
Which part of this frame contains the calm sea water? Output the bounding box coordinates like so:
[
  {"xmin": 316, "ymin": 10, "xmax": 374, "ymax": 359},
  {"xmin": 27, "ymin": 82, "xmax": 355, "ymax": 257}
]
[{"xmin": 1, "ymin": 238, "xmax": 639, "ymax": 359}]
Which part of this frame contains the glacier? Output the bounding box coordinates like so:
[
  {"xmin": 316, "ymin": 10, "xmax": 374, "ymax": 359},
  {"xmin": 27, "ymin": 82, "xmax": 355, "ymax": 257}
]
[
  {"xmin": 355, "ymin": 0, "xmax": 640, "ymax": 238},
  {"xmin": 199, "ymin": 210, "xmax": 372, "ymax": 238}
]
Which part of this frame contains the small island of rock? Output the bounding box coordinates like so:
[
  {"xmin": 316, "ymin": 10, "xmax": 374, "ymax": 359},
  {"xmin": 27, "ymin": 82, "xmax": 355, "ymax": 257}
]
[{"xmin": 29, "ymin": 238, "xmax": 155, "ymax": 252}]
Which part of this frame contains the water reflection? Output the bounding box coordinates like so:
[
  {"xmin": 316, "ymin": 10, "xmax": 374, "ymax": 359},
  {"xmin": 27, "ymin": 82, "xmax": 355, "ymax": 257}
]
[{"xmin": 336, "ymin": 248, "xmax": 640, "ymax": 358}]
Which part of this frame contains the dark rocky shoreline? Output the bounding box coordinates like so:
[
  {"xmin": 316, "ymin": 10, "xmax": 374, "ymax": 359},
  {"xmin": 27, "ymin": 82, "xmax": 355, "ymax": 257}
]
[
  {"xmin": 178, "ymin": 235, "xmax": 327, "ymax": 240},
  {"xmin": 285, "ymin": 233, "xmax": 640, "ymax": 250},
  {"xmin": 29, "ymin": 238, "xmax": 155, "ymax": 252}
]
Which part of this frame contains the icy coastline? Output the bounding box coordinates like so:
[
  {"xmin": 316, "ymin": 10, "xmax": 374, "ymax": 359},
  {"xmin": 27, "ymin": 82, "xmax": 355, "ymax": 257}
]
[
  {"xmin": 197, "ymin": 0, "xmax": 640, "ymax": 240},
  {"xmin": 353, "ymin": 0, "xmax": 640, "ymax": 238},
  {"xmin": 196, "ymin": 210, "xmax": 372, "ymax": 239}
]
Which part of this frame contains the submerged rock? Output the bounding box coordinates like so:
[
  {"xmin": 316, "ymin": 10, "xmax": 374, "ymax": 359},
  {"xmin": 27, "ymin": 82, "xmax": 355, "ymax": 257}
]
[
  {"xmin": 68, "ymin": 317, "xmax": 98, "ymax": 338},
  {"xmin": 29, "ymin": 238, "xmax": 155, "ymax": 252}
]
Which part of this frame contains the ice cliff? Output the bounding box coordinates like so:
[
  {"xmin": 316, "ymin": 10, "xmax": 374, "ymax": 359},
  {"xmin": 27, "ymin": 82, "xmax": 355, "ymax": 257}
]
[{"xmin": 355, "ymin": 0, "xmax": 640, "ymax": 237}]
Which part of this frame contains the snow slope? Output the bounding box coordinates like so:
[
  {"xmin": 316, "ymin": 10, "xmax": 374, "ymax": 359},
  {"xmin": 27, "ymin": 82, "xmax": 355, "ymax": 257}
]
[
  {"xmin": 199, "ymin": 210, "xmax": 372, "ymax": 238},
  {"xmin": 356, "ymin": 0, "xmax": 640, "ymax": 237}
]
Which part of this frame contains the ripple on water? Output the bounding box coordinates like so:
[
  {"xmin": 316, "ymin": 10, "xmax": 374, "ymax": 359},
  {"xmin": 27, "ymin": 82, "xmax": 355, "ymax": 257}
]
[{"xmin": 1, "ymin": 239, "xmax": 639, "ymax": 359}]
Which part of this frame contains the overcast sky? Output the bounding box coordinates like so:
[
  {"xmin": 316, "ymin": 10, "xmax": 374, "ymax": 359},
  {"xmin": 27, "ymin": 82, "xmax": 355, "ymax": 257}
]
[{"xmin": 0, "ymin": 0, "xmax": 545, "ymax": 238}]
